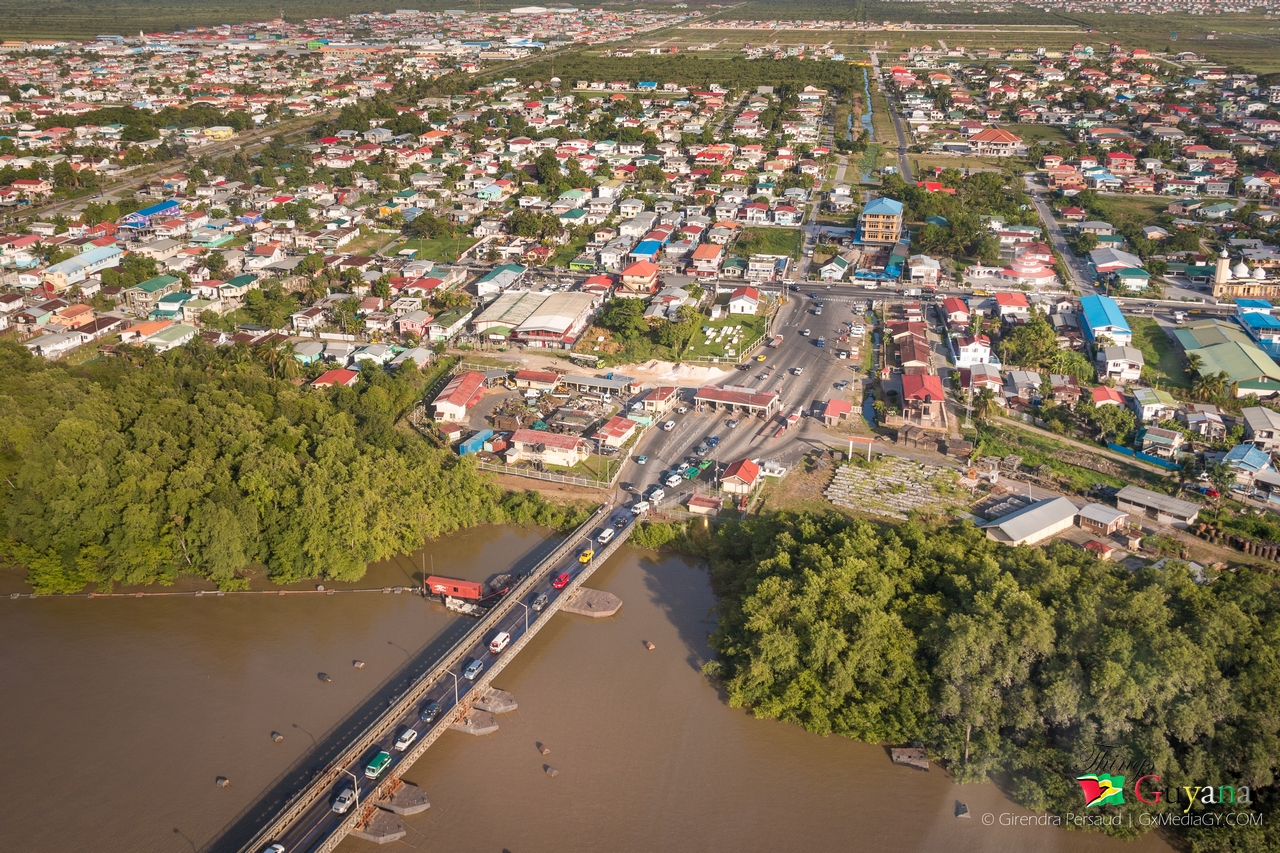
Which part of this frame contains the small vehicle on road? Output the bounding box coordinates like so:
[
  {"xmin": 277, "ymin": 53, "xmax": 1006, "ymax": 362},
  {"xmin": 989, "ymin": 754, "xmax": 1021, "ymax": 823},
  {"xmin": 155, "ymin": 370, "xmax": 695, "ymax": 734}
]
[
  {"xmin": 816, "ymin": 337, "xmax": 826, "ymax": 347},
  {"xmin": 801, "ymin": 328, "xmax": 811, "ymax": 336},
  {"xmin": 394, "ymin": 728, "xmax": 419, "ymax": 752},
  {"xmin": 419, "ymin": 701, "xmax": 442, "ymax": 724},
  {"xmin": 683, "ymin": 466, "xmax": 700, "ymax": 480},
  {"xmin": 707, "ymin": 436, "xmax": 720, "ymax": 447},
  {"xmin": 613, "ymin": 515, "xmax": 629, "ymax": 529},
  {"xmin": 630, "ymin": 500, "xmax": 651, "ymax": 515},
  {"xmin": 676, "ymin": 406, "xmax": 689, "ymax": 414},
  {"xmin": 756, "ymin": 354, "xmax": 767, "ymax": 362},
  {"xmin": 333, "ymin": 787, "xmax": 357, "ymax": 814},
  {"xmin": 552, "ymin": 572, "xmax": 572, "ymax": 590},
  {"xmin": 665, "ymin": 472, "xmax": 682, "ymax": 487},
  {"xmin": 597, "ymin": 527, "xmax": 616, "ymax": 545},
  {"xmin": 697, "ymin": 459, "xmax": 714, "ymax": 472},
  {"xmin": 365, "ymin": 750, "xmax": 392, "ymax": 779},
  {"xmin": 661, "ymin": 420, "xmax": 676, "ymax": 431},
  {"xmin": 635, "ymin": 455, "xmax": 648, "ymax": 465},
  {"xmin": 532, "ymin": 593, "xmax": 550, "ymax": 612},
  {"xmin": 264, "ymin": 845, "xmax": 286, "ymax": 853},
  {"xmin": 677, "ymin": 462, "xmax": 691, "ymax": 473},
  {"xmin": 647, "ymin": 487, "xmax": 665, "ymax": 502},
  {"xmin": 578, "ymin": 549, "xmax": 595, "ymax": 563},
  {"xmin": 809, "ymin": 292, "xmax": 818, "ymax": 299},
  {"xmin": 792, "ymin": 367, "xmax": 804, "ymax": 376},
  {"xmin": 835, "ymin": 380, "xmax": 850, "ymax": 390},
  {"xmin": 726, "ymin": 418, "xmax": 740, "ymax": 429},
  {"xmin": 489, "ymin": 631, "xmax": 512, "ymax": 654},
  {"xmin": 463, "ymin": 659, "xmax": 485, "ymax": 681}
]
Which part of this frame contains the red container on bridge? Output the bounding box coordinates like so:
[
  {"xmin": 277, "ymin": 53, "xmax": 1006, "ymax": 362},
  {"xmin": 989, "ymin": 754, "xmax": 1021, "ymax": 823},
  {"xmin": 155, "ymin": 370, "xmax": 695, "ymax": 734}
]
[{"xmin": 425, "ymin": 575, "xmax": 484, "ymax": 600}]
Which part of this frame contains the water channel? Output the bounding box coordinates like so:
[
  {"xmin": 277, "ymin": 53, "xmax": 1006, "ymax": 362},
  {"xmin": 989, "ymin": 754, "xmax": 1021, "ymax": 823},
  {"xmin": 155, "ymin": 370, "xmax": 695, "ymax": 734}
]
[{"xmin": 2, "ymin": 527, "xmax": 1173, "ymax": 853}]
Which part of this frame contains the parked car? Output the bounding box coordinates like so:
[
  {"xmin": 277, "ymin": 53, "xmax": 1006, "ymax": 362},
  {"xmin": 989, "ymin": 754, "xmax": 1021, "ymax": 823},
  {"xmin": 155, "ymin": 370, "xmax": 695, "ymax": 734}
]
[
  {"xmin": 792, "ymin": 367, "xmax": 804, "ymax": 376},
  {"xmin": 630, "ymin": 500, "xmax": 651, "ymax": 515},
  {"xmin": 661, "ymin": 420, "xmax": 676, "ymax": 431},
  {"xmin": 648, "ymin": 488, "xmax": 665, "ymax": 502},
  {"xmin": 463, "ymin": 659, "xmax": 485, "ymax": 681},
  {"xmin": 394, "ymin": 728, "xmax": 419, "ymax": 752},
  {"xmin": 707, "ymin": 436, "xmax": 720, "ymax": 447},
  {"xmin": 419, "ymin": 701, "xmax": 442, "ymax": 724},
  {"xmin": 726, "ymin": 418, "xmax": 740, "ymax": 429},
  {"xmin": 676, "ymin": 406, "xmax": 689, "ymax": 414},
  {"xmin": 552, "ymin": 572, "xmax": 571, "ymax": 589},
  {"xmin": 665, "ymin": 473, "xmax": 682, "ymax": 487},
  {"xmin": 800, "ymin": 328, "xmax": 811, "ymax": 336}
]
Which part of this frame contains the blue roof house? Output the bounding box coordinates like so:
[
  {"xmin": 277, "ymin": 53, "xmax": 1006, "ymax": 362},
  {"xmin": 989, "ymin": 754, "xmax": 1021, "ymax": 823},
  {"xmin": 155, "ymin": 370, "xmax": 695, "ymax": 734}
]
[{"xmin": 1080, "ymin": 294, "xmax": 1132, "ymax": 347}]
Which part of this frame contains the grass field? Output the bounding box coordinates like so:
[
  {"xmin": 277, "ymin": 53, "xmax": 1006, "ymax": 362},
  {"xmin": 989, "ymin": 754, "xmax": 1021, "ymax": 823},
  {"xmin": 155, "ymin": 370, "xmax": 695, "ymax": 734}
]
[
  {"xmin": 868, "ymin": 82, "xmax": 897, "ymax": 147},
  {"xmin": 1129, "ymin": 316, "xmax": 1191, "ymax": 389},
  {"xmin": 400, "ymin": 236, "xmax": 479, "ymax": 263},
  {"xmin": 980, "ymin": 424, "xmax": 1168, "ymax": 492},
  {"xmin": 735, "ymin": 227, "xmax": 804, "ymax": 259},
  {"xmin": 1089, "ymin": 195, "xmax": 1170, "ymax": 231},
  {"xmin": 685, "ymin": 313, "xmax": 769, "ymax": 360},
  {"xmin": 1014, "ymin": 124, "xmax": 1073, "ymax": 146}
]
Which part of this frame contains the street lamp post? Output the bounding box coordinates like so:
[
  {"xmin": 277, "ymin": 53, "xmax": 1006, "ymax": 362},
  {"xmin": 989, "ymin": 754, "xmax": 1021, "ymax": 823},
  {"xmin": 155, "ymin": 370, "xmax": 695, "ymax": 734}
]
[
  {"xmin": 341, "ymin": 768, "xmax": 359, "ymax": 812},
  {"xmin": 447, "ymin": 671, "xmax": 459, "ymax": 706},
  {"xmin": 516, "ymin": 600, "xmax": 529, "ymax": 632}
]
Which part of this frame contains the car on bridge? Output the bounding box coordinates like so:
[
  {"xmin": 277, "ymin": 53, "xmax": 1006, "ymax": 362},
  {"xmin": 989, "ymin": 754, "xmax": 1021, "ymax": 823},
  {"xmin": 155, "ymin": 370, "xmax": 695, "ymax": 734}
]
[
  {"xmin": 532, "ymin": 592, "xmax": 549, "ymax": 612},
  {"xmin": 578, "ymin": 549, "xmax": 595, "ymax": 563},
  {"xmin": 463, "ymin": 659, "xmax": 485, "ymax": 681},
  {"xmin": 365, "ymin": 750, "xmax": 392, "ymax": 779},
  {"xmin": 394, "ymin": 728, "xmax": 419, "ymax": 752},
  {"xmin": 332, "ymin": 787, "xmax": 357, "ymax": 814},
  {"xmin": 419, "ymin": 701, "xmax": 442, "ymax": 724},
  {"xmin": 553, "ymin": 571, "xmax": 572, "ymax": 590},
  {"xmin": 489, "ymin": 631, "xmax": 512, "ymax": 654}
]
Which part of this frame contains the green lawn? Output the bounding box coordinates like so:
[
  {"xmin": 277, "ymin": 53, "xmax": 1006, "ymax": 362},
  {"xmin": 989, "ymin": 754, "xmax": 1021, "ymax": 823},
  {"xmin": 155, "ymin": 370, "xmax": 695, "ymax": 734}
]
[
  {"xmin": 980, "ymin": 426, "xmax": 1168, "ymax": 493},
  {"xmin": 685, "ymin": 313, "xmax": 769, "ymax": 361},
  {"xmin": 400, "ymin": 236, "xmax": 479, "ymax": 263},
  {"xmin": 1129, "ymin": 317, "xmax": 1191, "ymax": 389},
  {"xmin": 735, "ymin": 227, "xmax": 804, "ymax": 259},
  {"xmin": 1088, "ymin": 196, "xmax": 1170, "ymax": 231},
  {"xmin": 1013, "ymin": 124, "xmax": 1073, "ymax": 145}
]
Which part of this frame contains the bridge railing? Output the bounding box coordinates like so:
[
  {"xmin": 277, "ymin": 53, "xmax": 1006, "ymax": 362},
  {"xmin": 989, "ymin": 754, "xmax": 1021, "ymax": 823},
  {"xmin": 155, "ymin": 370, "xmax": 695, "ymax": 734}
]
[{"xmin": 236, "ymin": 504, "xmax": 611, "ymax": 853}]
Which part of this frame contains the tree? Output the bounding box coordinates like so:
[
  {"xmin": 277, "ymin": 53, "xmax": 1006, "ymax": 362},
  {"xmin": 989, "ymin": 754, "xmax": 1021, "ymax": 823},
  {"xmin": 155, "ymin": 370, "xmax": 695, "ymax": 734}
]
[
  {"xmin": 598, "ymin": 298, "xmax": 648, "ymax": 341},
  {"xmin": 1193, "ymin": 371, "xmax": 1229, "ymax": 402},
  {"xmin": 972, "ymin": 387, "xmax": 998, "ymax": 423},
  {"xmin": 996, "ymin": 314, "xmax": 1056, "ymax": 369}
]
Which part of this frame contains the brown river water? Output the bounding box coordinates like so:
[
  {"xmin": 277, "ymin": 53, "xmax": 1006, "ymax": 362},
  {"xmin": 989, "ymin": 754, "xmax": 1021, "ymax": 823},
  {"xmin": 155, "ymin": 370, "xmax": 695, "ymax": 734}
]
[{"xmin": 0, "ymin": 526, "xmax": 1172, "ymax": 853}]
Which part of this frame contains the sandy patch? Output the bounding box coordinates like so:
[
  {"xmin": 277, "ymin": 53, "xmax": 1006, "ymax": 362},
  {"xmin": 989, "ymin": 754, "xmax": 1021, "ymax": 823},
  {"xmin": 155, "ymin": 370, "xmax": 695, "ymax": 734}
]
[{"xmin": 612, "ymin": 359, "xmax": 735, "ymax": 387}]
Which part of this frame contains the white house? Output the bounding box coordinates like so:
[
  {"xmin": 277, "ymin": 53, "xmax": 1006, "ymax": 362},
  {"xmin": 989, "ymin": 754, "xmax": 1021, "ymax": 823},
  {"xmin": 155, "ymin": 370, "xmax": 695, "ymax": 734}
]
[
  {"xmin": 728, "ymin": 286, "xmax": 760, "ymax": 315},
  {"xmin": 1097, "ymin": 345, "xmax": 1144, "ymax": 383},
  {"xmin": 954, "ymin": 333, "xmax": 992, "ymax": 369}
]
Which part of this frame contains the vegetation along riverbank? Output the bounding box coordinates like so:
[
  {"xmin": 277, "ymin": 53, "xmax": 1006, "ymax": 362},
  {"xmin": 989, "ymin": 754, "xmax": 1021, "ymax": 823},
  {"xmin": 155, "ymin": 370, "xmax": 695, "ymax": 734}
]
[{"xmin": 633, "ymin": 514, "xmax": 1279, "ymax": 850}]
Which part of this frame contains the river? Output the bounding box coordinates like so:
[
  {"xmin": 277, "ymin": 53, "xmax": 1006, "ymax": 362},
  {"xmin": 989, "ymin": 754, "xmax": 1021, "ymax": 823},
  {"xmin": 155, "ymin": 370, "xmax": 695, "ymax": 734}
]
[{"xmin": 1, "ymin": 529, "xmax": 1172, "ymax": 853}]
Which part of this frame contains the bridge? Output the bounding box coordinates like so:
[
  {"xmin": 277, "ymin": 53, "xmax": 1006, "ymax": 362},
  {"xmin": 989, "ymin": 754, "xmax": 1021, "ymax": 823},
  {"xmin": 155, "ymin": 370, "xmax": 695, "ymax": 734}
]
[{"xmin": 234, "ymin": 502, "xmax": 636, "ymax": 853}]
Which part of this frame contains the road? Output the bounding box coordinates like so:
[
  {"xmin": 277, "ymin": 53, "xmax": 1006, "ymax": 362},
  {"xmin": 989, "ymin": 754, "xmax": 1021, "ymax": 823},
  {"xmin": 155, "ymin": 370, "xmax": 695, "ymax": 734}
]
[
  {"xmin": 262, "ymin": 506, "xmax": 634, "ymax": 853},
  {"xmin": 1023, "ymin": 174, "xmax": 1089, "ymax": 293},
  {"xmin": 867, "ymin": 51, "xmax": 913, "ymax": 182},
  {"xmin": 618, "ymin": 284, "xmax": 873, "ymax": 508}
]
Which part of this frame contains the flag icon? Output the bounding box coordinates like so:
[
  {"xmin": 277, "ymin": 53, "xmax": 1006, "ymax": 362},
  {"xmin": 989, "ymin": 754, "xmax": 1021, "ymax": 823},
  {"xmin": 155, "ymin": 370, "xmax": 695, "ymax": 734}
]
[{"xmin": 1077, "ymin": 774, "xmax": 1126, "ymax": 807}]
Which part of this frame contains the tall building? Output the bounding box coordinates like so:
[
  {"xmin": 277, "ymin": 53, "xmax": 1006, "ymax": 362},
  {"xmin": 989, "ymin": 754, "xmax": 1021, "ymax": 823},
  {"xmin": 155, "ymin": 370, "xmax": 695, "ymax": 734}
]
[{"xmin": 858, "ymin": 197, "xmax": 904, "ymax": 245}]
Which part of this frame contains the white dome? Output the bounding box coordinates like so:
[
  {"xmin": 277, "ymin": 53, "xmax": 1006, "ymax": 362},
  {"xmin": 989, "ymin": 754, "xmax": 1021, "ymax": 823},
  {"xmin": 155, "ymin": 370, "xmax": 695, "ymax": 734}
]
[
  {"xmin": 1255, "ymin": 266, "xmax": 1268, "ymax": 280},
  {"xmin": 1233, "ymin": 261, "xmax": 1251, "ymax": 279}
]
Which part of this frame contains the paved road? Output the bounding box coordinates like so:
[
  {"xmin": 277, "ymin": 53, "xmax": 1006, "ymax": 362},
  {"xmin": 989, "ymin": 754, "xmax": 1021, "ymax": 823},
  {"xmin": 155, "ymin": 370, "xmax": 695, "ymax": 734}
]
[
  {"xmin": 1023, "ymin": 175, "xmax": 1089, "ymax": 293},
  {"xmin": 618, "ymin": 286, "xmax": 873, "ymax": 507},
  {"xmin": 868, "ymin": 51, "xmax": 913, "ymax": 182},
  {"xmin": 267, "ymin": 506, "xmax": 631, "ymax": 853}
]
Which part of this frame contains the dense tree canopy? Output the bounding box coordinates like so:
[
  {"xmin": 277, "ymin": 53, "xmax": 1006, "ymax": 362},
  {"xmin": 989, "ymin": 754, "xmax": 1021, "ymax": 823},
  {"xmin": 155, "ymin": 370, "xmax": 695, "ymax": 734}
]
[
  {"xmin": 705, "ymin": 512, "xmax": 1279, "ymax": 849},
  {"xmin": 0, "ymin": 342, "xmax": 585, "ymax": 592}
]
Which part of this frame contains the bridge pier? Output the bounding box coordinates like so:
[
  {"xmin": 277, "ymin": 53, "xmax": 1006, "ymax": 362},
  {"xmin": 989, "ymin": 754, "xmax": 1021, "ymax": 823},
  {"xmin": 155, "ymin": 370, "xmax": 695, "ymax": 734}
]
[
  {"xmin": 376, "ymin": 782, "xmax": 431, "ymax": 816},
  {"xmin": 352, "ymin": 810, "xmax": 407, "ymax": 845},
  {"xmin": 561, "ymin": 587, "xmax": 622, "ymax": 617},
  {"xmin": 450, "ymin": 708, "xmax": 499, "ymax": 736},
  {"xmin": 473, "ymin": 688, "xmax": 518, "ymax": 714}
]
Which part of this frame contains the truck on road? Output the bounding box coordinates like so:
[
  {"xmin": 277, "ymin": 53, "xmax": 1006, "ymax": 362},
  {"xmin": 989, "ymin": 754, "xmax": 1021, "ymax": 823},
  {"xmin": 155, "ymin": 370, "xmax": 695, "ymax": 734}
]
[{"xmin": 768, "ymin": 335, "xmax": 784, "ymax": 348}]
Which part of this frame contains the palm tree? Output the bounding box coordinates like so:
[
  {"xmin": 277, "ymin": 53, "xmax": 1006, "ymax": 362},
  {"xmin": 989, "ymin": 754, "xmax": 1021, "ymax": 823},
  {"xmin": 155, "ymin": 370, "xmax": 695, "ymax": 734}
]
[
  {"xmin": 257, "ymin": 341, "xmax": 283, "ymax": 379},
  {"xmin": 1192, "ymin": 370, "xmax": 1228, "ymax": 402},
  {"xmin": 973, "ymin": 387, "xmax": 998, "ymax": 424},
  {"xmin": 1185, "ymin": 352, "xmax": 1203, "ymax": 377}
]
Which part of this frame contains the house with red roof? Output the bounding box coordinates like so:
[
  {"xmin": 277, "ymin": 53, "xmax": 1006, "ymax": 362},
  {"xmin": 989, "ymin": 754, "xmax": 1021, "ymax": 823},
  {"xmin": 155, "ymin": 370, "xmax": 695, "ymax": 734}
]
[
  {"xmin": 433, "ymin": 370, "xmax": 488, "ymax": 422},
  {"xmin": 721, "ymin": 458, "xmax": 761, "ymax": 495},
  {"xmin": 311, "ymin": 368, "xmax": 359, "ymax": 389},
  {"xmin": 901, "ymin": 373, "xmax": 947, "ymax": 428}
]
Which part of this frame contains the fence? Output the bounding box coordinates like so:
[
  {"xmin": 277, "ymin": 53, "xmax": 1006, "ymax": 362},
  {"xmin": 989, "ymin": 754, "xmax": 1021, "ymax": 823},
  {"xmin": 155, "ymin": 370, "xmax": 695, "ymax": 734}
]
[
  {"xmin": 1106, "ymin": 443, "xmax": 1182, "ymax": 471},
  {"xmin": 473, "ymin": 459, "xmax": 620, "ymax": 490}
]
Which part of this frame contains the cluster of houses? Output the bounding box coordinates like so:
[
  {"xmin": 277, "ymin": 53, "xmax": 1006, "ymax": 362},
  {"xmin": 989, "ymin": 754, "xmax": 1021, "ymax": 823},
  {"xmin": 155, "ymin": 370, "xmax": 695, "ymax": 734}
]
[{"xmin": 0, "ymin": 6, "xmax": 697, "ymax": 202}]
